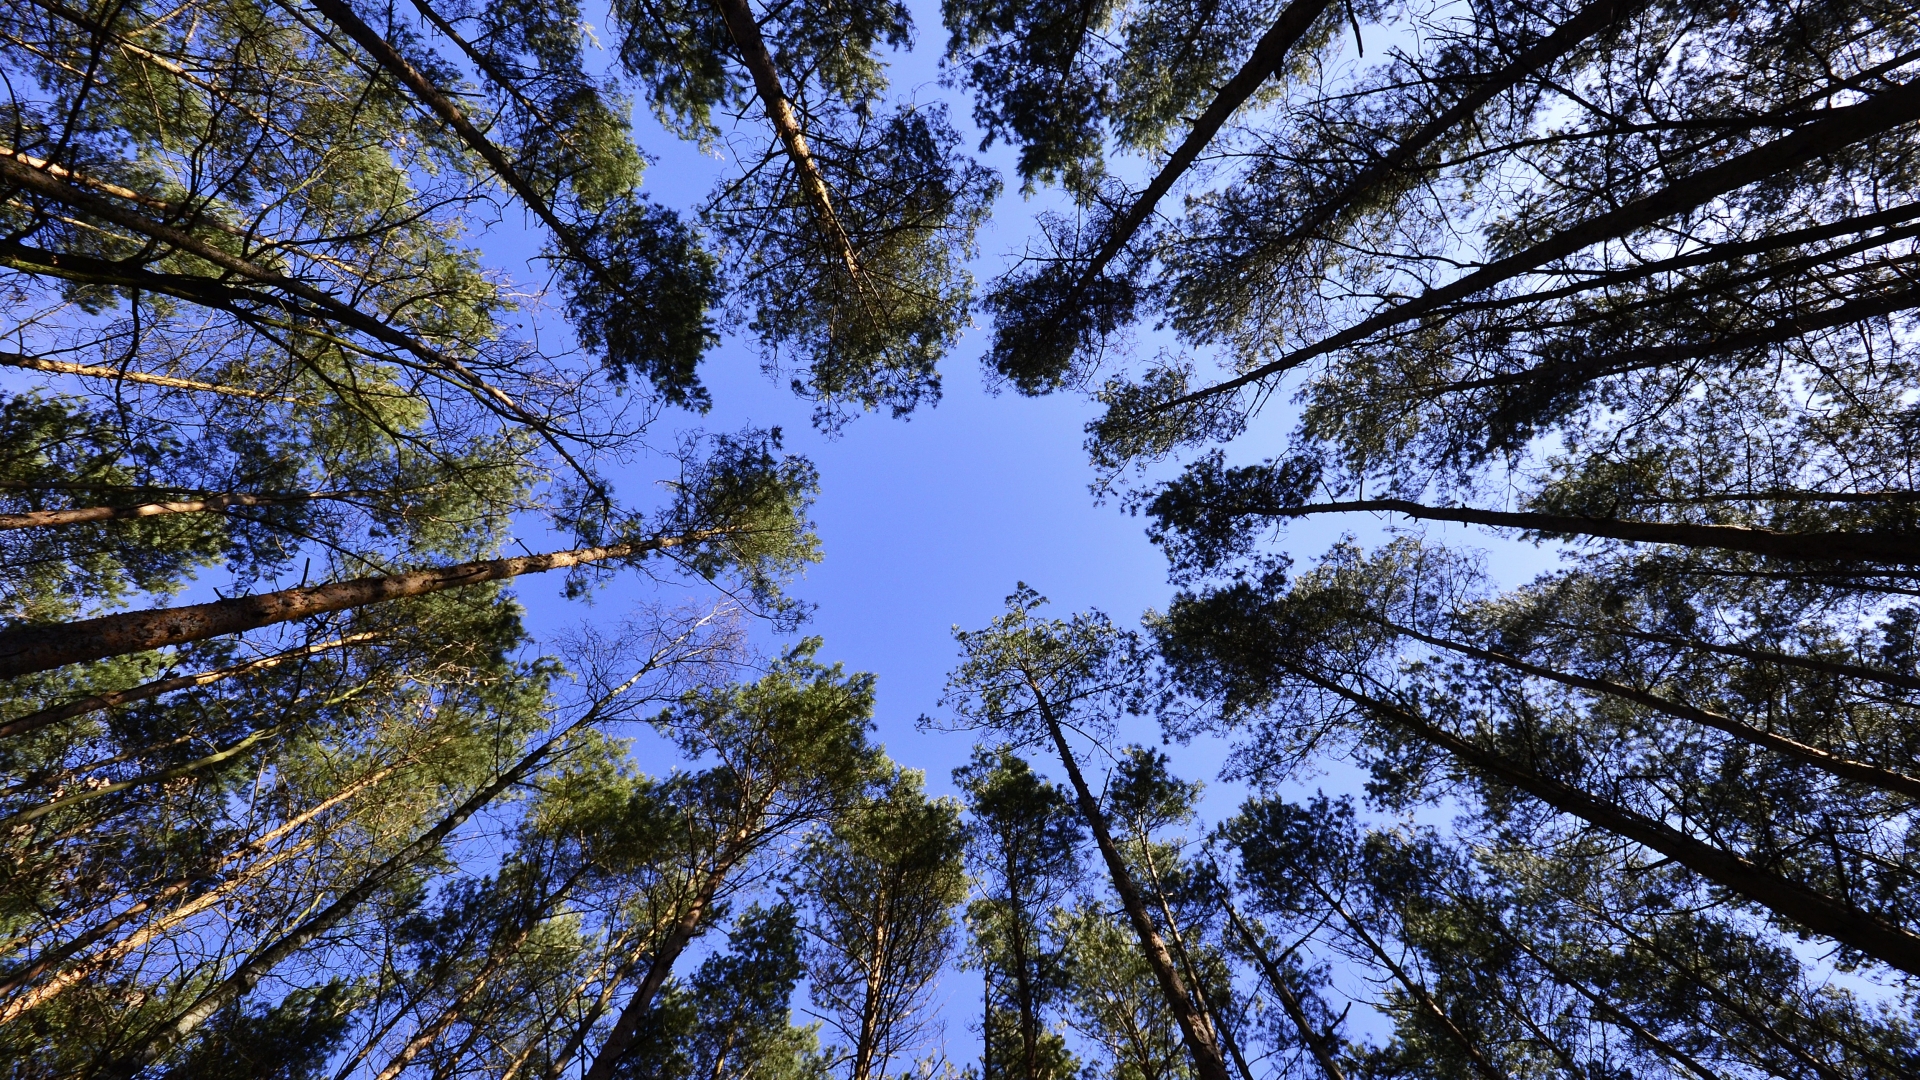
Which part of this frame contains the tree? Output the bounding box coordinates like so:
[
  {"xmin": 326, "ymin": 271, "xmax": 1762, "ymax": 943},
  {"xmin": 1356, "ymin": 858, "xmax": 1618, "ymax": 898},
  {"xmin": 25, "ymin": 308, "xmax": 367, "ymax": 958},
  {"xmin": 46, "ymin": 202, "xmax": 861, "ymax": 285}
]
[
  {"xmin": 800, "ymin": 765, "xmax": 969, "ymax": 1080},
  {"xmin": 934, "ymin": 588, "xmax": 1234, "ymax": 1080},
  {"xmin": 955, "ymin": 748, "xmax": 1082, "ymax": 1080}
]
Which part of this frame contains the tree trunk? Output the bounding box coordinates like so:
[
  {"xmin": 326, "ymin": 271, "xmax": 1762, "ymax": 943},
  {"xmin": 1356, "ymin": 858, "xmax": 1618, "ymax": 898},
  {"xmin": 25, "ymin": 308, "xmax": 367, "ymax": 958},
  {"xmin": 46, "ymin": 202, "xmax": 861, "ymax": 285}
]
[
  {"xmin": 101, "ymin": 724, "xmax": 579, "ymax": 1075},
  {"xmin": 1370, "ymin": 616, "xmax": 1920, "ymax": 799},
  {"xmin": 0, "ymin": 534, "xmax": 701, "ymax": 678},
  {"xmin": 1218, "ymin": 896, "xmax": 1348, "ymax": 1080},
  {"xmin": 1269, "ymin": 0, "xmax": 1633, "ymax": 254},
  {"xmin": 308, "ymin": 0, "xmax": 605, "ymax": 284},
  {"xmin": 1289, "ymin": 665, "xmax": 1920, "ymax": 977},
  {"xmin": 708, "ymin": 0, "xmax": 863, "ymax": 283},
  {"xmin": 1315, "ymin": 886, "xmax": 1507, "ymax": 1080},
  {"xmin": 0, "ymin": 349, "xmax": 290, "ymax": 401},
  {"xmin": 1027, "ymin": 683, "xmax": 1233, "ymax": 1080},
  {"xmin": 1244, "ymin": 498, "xmax": 1920, "ymax": 564},
  {"xmin": 1074, "ymin": 0, "xmax": 1334, "ymax": 287},
  {"xmin": 1165, "ymin": 77, "xmax": 1920, "ymax": 408},
  {"xmin": 0, "ymin": 631, "xmax": 384, "ymax": 739}
]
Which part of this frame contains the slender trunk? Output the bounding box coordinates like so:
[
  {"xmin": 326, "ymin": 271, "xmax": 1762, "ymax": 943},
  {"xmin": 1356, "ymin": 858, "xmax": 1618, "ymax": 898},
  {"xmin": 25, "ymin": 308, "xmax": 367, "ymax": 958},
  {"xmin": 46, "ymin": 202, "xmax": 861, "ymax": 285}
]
[
  {"xmin": 1288, "ymin": 664, "xmax": 1920, "ymax": 976},
  {"xmin": 1073, "ymin": 0, "xmax": 1334, "ymax": 287},
  {"xmin": 1164, "ymin": 77, "xmax": 1920, "ymax": 408},
  {"xmin": 1006, "ymin": 865, "xmax": 1039, "ymax": 1080},
  {"xmin": 1026, "ymin": 681, "xmax": 1232, "ymax": 1080},
  {"xmin": 0, "ymin": 631, "xmax": 384, "ymax": 739},
  {"xmin": 307, "ymin": 0, "xmax": 607, "ymax": 286},
  {"xmin": 1137, "ymin": 845, "xmax": 1256, "ymax": 1080},
  {"xmin": 1488, "ymin": 927, "xmax": 1727, "ymax": 1080},
  {"xmin": 1428, "ymin": 281, "xmax": 1920, "ymax": 397},
  {"xmin": 1242, "ymin": 498, "xmax": 1920, "ymax": 564},
  {"xmin": 851, "ymin": 879, "xmax": 895, "ymax": 1080},
  {"xmin": 578, "ymin": 841, "xmax": 748, "ymax": 1080},
  {"xmin": 709, "ymin": 0, "xmax": 862, "ymax": 283},
  {"xmin": 372, "ymin": 919, "xmax": 542, "ymax": 1080},
  {"xmin": 101, "ymin": 724, "xmax": 579, "ymax": 1075},
  {"xmin": 0, "ymin": 489, "xmax": 375, "ymax": 531},
  {"xmin": 1535, "ymin": 620, "xmax": 1920, "ymax": 694},
  {"xmin": 0, "ymin": 349, "xmax": 290, "ymax": 401},
  {"xmin": 1217, "ymin": 896, "xmax": 1348, "ymax": 1080},
  {"xmin": 1369, "ymin": 616, "xmax": 1920, "ymax": 799},
  {"xmin": 0, "ymin": 533, "xmax": 702, "ymax": 678},
  {"xmin": 1314, "ymin": 886, "xmax": 1506, "ymax": 1080},
  {"xmin": 3, "ymin": 723, "xmax": 284, "ymax": 827},
  {"xmin": 1267, "ymin": 0, "xmax": 1632, "ymax": 254}
]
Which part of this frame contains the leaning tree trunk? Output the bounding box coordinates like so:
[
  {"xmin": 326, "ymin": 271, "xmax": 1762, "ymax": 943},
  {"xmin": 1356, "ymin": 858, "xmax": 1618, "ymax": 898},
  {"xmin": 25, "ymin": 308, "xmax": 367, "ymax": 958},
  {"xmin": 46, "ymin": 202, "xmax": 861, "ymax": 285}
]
[{"xmin": 1026, "ymin": 679, "xmax": 1233, "ymax": 1080}]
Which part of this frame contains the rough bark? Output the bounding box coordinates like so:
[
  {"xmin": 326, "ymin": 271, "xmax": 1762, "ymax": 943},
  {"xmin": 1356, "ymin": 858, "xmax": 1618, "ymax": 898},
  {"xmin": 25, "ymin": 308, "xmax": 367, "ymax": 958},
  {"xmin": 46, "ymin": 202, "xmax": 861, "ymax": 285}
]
[
  {"xmin": 0, "ymin": 489, "xmax": 370, "ymax": 531},
  {"xmin": 1027, "ymin": 683, "xmax": 1233, "ymax": 1080},
  {"xmin": 1288, "ymin": 665, "xmax": 1920, "ymax": 977},
  {"xmin": 308, "ymin": 0, "xmax": 611, "ymax": 286},
  {"xmin": 1370, "ymin": 616, "xmax": 1920, "ymax": 799},
  {"xmin": 1240, "ymin": 497, "xmax": 1920, "ymax": 563},
  {"xmin": 0, "ymin": 534, "xmax": 700, "ymax": 678}
]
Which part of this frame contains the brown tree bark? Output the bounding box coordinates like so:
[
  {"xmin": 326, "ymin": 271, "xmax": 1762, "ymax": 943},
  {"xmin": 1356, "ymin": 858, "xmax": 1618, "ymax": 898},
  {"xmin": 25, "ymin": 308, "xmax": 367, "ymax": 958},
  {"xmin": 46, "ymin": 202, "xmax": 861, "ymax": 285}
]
[
  {"xmin": 307, "ymin": 0, "xmax": 615, "ymax": 290},
  {"xmin": 1026, "ymin": 680, "xmax": 1233, "ymax": 1080},
  {"xmin": 1287, "ymin": 664, "xmax": 1920, "ymax": 977},
  {"xmin": 709, "ymin": 0, "xmax": 863, "ymax": 283},
  {"xmin": 0, "ymin": 533, "xmax": 704, "ymax": 679},
  {"xmin": 0, "ymin": 489, "xmax": 370, "ymax": 531},
  {"xmin": 1072, "ymin": 0, "xmax": 1335, "ymax": 287},
  {"xmin": 1162, "ymin": 78, "xmax": 1920, "ymax": 409},
  {"xmin": 1239, "ymin": 497, "xmax": 1920, "ymax": 563},
  {"xmin": 0, "ymin": 632, "xmax": 384, "ymax": 739},
  {"xmin": 0, "ymin": 349, "xmax": 292, "ymax": 401},
  {"xmin": 1368, "ymin": 616, "xmax": 1920, "ymax": 799}
]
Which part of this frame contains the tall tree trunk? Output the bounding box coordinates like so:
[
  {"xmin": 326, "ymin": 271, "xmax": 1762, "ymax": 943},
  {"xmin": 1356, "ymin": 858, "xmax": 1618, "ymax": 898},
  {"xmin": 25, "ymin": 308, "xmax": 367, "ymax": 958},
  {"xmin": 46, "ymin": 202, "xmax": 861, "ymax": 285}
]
[
  {"xmin": 0, "ymin": 631, "xmax": 384, "ymax": 739},
  {"xmin": 101, "ymin": 723, "xmax": 582, "ymax": 1075},
  {"xmin": 0, "ymin": 489, "xmax": 373, "ymax": 531},
  {"xmin": 1025, "ymin": 680, "xmax": 1233, "ymax": 1080},
  {"xmin": 1240, "ymin": 498, "xmax": 1920, "ymax": 564},
  {"xmin": 1314, "ymin": 885, "xmax": 1507, "ymax": 1080},
  {"xmin": 0, "ymin": 349, "xmax": 291, "ymax": 400},
  {"xmin": 0, "ymin": 533, "xmax": 703, "ymax": 678},
  {"xmin": 709, "ymin": 0, "xmax": 863, "ymax": 283},
  {"xmin": 307, "ymin": 0, "xmax": 611, "ymax": 287},
  {"xmin": 1217, "ymin": 895, "xmax": 1348, "ymax": 1080},
  {"xmin": 1164, "ymin": 77, "xmax": 1920, "ymax": 408},
  {"xmin": 1368, "ymin": 616, "xmax": 1920, "ymax": 798},
  {"xmin": 1289, "ymin": 664, "xmax": 1920, "ymax": 977},
  {"xmin": 1073, "ymin": 0, "xmax": 1334, "ymax": 287}
]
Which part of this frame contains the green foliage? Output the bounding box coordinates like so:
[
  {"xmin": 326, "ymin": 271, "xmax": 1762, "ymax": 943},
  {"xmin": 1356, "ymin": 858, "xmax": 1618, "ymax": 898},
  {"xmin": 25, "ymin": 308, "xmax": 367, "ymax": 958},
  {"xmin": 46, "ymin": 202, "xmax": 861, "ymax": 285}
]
[{"xmin": 800, "ymin": 766, "xmax": 969, "ymax": 1080}]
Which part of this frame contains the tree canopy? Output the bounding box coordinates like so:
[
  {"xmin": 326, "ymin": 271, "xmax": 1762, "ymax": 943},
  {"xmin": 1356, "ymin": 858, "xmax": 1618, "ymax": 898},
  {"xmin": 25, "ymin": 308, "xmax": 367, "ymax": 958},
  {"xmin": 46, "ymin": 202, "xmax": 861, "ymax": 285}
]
[{"xmin": 8, "ymin": 0, "xmax": 1920, "ymax": 1076}]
